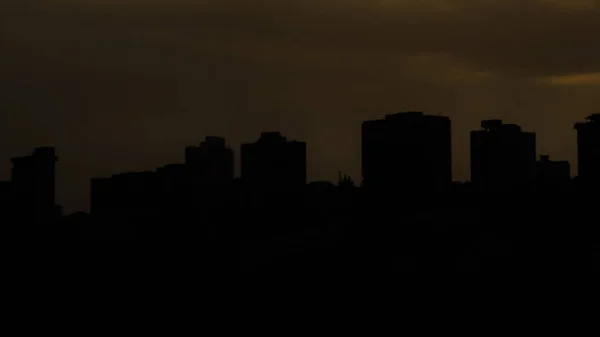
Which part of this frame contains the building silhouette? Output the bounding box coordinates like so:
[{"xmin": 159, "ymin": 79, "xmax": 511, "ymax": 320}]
[
  {"xmin": 155, "ymin": 163, "xmax": 190, "ymax": 209},
  {"xmin": 536, "ymin": 155, "xmax": 570, "ymax": 186},
  {"xmin": 574, "ymin": 114, "xmax": 600, "ymax": 183},
  {"xmin": 241, "ymin": 131, "xmax": 306, "ymax": 193},
  {"xmin": 11, "ymin": 147, "xmax": 59, "ymax": 218},
  {"xmin": 185, "ymin": 136, "xmax": 234, "ymax": 185},
  {"xmin": 470, "ymin": 120, "xmax": 536, "ymax": 190},
  {"xmin": 0, "ymin": 181, "xmax": 11, "ymax": 198},
  {"xmin": 362, "ymin": 112, "xmax": 452, "ymax": 193},
  {"xmin": 90, "ymin": 177, "xmax": 112, "ymax": 216},
  {"xmin": 0, "ymin": 181, "xmax": 13, "ymax": 213},
  {"xmin": 91, "ymin": 171, "xmax": 157, "ymax": 218},
  {"xmin": 3, "ymin": 115, "xmax": 600, "ymax": 272}
]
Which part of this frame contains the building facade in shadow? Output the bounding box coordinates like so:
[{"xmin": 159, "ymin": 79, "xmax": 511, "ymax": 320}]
[
  {"xmin": 91, "ymin": 171, "xmax": 158, "ymax": 218},
  {"xmin": 361, "ymin": 112, "xmax": 452, "ymax": 196},
  {"xmin": 470, "ymin": 120, "xmax": 536, "ymax": 192},
  {"xmin": 185, "ymin": 136, "xmax": 234, "ymax": 185},
  {"xmin": 536, "ymin": 155, "xmax": 570, "ymax": 187},
  {"xmin": 241, "ymin": 132, "xmax": 306, "ymax": 207},
  {"xmin": 90, "ymin": 171, "xmax": 158, "ymax": 239},
  {"xmin": 0, "ymin": 181, "xmax": 14, "ymax": 220},
  {"xmin": 185, "ymin": 136, "xmax": 235, "ymax": 209},
  {"xmin": 11, "ymin": 147, "xmax": 60, "ymax": 221},
  {"xmin": 155, "ymin": 163, "xmax": 190, "ymax": 210},
  {"xmin": 574, "ymin": 114, "xmax": 600, "ymax": 184},
  {"xmin": 241, "ymin": 132, "xmax": 306, "ymax": 189}
]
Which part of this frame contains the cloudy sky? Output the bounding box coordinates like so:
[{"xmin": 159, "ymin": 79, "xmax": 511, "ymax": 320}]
[{"xmin": 1, "ymin": 0, "xmax": 599, "ymax": 212}]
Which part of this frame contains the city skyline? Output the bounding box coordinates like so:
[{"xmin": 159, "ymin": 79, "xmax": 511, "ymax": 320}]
[
  {"xmin": 2, "ymin": 112, "xmax": 596, "ymax": 214},
  {"xmin": 2, "ymin": 1, "xmax": 600, "ymax": 212}
]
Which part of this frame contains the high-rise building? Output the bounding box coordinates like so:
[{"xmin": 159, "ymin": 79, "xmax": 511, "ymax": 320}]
[
  {"xmin": 574, "ymin": 114, "xmax": 600, "ymax": 182},
  {"xmin": 471, "ymin": 120, "xmax": 536, "ymax": 189},
  {"xmin": 241, "ymin": 132, "xmax": 306, "ymax": 189},
  {"xmin": 11, "ymin": 147, "xmax": 58, "ymax": 214},
  {"xmin": 185, "ymin": 136, "xmax": 234, "ymax": 185},
  {"xmin": 536, "ymin": 155, "xmax": 570, "ymax": 186},
  {"xmin": 362, "ymin": 112, "xmax": 452, "ymax": 191}
]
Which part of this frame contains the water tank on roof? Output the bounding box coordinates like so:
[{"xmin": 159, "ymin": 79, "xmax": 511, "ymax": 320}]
[
  {"xmin": 481, "ymin": 119, "xmax": 503, "ymax": 130},
  {"xmin": 203, "ymin": 136, "xmax": 226, "ymax": 147},
  {"xmin": 260, "ymin": 132, "xmax": 286, "ymax": 142},
  {"xmin": 33, "ymin": 147, "xmax": 58, "ymax": 160},
  {"xmin": 586, "ymin": 114, "xmax": 600, "ymax": 122},
  {"xmin": 502, "ymin": 124, "xmax": 522, "ymax": 132},
  {"xmin": 385, "ymin": 111, "xmax": 424, "ymax": 120}
]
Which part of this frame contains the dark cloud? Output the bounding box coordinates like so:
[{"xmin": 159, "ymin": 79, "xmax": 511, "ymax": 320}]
[
  {"xmin": 4, "ymin": 1, "xmax": 600, "ymax": 76},
  {"xmin": 1, "ymin": 0, "xmax": 599, "ymax": 211}
]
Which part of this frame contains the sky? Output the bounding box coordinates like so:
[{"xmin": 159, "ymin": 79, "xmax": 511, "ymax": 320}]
[{"xmin": 1, "ymin": 0, "xmax": 600, "ymax": 212}]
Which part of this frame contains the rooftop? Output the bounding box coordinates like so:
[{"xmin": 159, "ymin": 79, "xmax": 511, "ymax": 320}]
[
  {"xmin": 574, "ymin": 114, "xmax": 600, "ymax": 128},
  {"xmin": 201, "ymin": 136, "xmax": 227, "ymax": 147},
  {"xmin": 480, "ymin": 120, "xmax": 523, "ymax": 132},
  {"xmin": 385, "ymin": 111, "xmax": 424, "ymax": 119},
  {"xmin": 385, "ymin": 111, "xmax": 449, "ymax": 121},
  {"xmin": 586, "ymin": 114, "xmax": 600, "ymax": 122},
  {"xmin": 258, "ymin": 131, "xmax": 288, "ymax": 142},
  {"xmin": 112, "ymin": 171, "xmax": 156, "ymax": 179}
]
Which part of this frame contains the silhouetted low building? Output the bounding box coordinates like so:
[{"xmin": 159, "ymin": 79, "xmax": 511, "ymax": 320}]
[
  {"xmin": 471, "ymin": 120, "xmax": 536, "ymax": 191},
  {"xmin": 574, "ymin": 114, "xmax": 600, "ymax": 183},
  {"xmin": 536, "ymin": 155, "xmax": 570, "ymax": 186}
]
